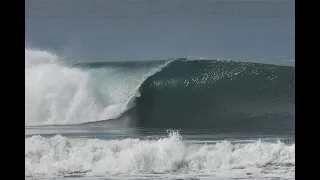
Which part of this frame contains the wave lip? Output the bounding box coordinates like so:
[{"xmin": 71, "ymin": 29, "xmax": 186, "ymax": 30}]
[{"xmin": 25, "ymin": 131, "xmax": 295, "ymax": 178}]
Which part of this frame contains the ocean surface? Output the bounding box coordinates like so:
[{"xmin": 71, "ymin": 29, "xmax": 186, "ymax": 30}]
[{"xmin": 25, "ymin": 0, "xmax": 295, "ymax": 179}]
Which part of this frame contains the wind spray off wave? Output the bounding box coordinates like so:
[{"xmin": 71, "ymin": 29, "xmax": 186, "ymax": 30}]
[{"xmin": 25, "ymin": 49, "xmax": 169, "ymax": 126}]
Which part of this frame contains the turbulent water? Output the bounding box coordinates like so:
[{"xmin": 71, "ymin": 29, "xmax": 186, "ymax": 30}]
[{"xmin": 25, "ymin": 49, "xmax": 295, "ymax": 179}]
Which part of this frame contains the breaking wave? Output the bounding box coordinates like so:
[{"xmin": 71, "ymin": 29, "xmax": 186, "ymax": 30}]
[
  {"xmin": 25, "ymin": 131, "xmax": 294, "ymax": 178},
  {"xmin": 25, "ymin": 49, "xmax": 294, "ymax": 134}
]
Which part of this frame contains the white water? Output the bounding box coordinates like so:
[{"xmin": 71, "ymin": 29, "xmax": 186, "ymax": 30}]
[
  {"xmin": 25, "ymin": 131, "xmax": 295, "ymax": 179},
  {"xmin": 25, "ymin": 49, "xmax": 169, "ymax": 126}
]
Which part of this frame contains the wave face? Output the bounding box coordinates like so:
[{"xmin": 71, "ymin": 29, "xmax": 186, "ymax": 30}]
[
  {"xmin": 25, "ymin": 49, "xmax": 294, "ymax": 134},
  {"xmin": 25, "ymin": 131, "xmax": 295, "ymax": 178},
  {"xmin": 132, "ymin": 60, "xmax": 295, "ymax": 134}
]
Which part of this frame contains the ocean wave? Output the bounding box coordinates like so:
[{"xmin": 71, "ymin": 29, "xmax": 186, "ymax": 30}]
[{"xmin": 25, "ymin": 49, "xmax": 294, "ymax": 134}]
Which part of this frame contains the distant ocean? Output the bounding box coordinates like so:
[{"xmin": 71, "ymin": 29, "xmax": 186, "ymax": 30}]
[{"xmin": 25, "ymin": 0, "xmax": 295, "ymax": 179}]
